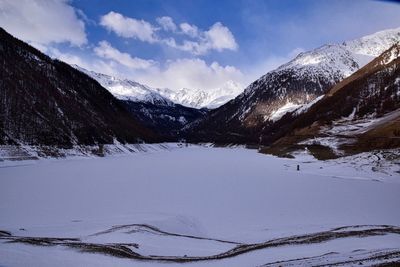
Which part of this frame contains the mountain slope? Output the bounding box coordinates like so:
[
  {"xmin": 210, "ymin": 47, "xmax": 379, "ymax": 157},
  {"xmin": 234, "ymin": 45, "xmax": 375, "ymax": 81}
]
[
  {"xmin": 119, "ymin": 100, "xmax": 206, "ymax": 139},
  {"xmin": 262, "ymin": 43, "xmax": 400, "ymax": 158},
  {"xmin": 0, "ymin": 27, "xmax": 157, "ymax": 146},
  {"xmin": 187, "ymin": 28, "xmax": 400, "ymax": 144},
  {"xmin": 73, "ymin": 65, "xmax": 174, "ymax": 106},
  {"xmin": 74, "ymin": 66, "xmax": 207, "ymax": 137}
]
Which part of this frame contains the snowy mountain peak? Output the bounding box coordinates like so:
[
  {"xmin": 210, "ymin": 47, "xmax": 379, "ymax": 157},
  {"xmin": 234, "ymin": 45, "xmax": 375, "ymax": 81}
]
[
  {"xmin": 73, "ymin": 65, "xmax": 174, "ymax": 106},
  {"xmin": 343, "ymin": 27, "xmax": 400, "ymax": 57},
  {"xmin": 277, "ymin": 44, "xmax": 359, "ymax": 77},
  {"xmin": 278, "ymin": 27, "xmax": 400, "ymax": 76},
  {"xmin": 155, "ymin": 81, "xmax": 243, "ymax": 109},
  {"xmin": 190, "ymin": 27, "xmax": 400, "ymax": 143},
  {"xmin": 73, "ymin": 65, "xmax": 243, "ymax": 109},
  {"xmin": 239, "ymin": 27, "xmax": 400, "ymax": 121}
]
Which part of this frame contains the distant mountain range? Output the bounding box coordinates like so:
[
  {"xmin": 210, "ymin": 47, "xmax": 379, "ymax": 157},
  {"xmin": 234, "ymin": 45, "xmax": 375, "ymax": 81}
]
[
  {"xmin": 73, "ymin": 66, "xmax": 206, "ymax": 138},
  {"xmin": 1, "ymin": 26, "xmax": 399, "ymax": 158},
  {"xmin": 74, "ymin": 65, "xmax": 243, "ymax": 109},
  {"xmin": 154, "ymin": 82, "xmax": 243, "ymax": 109}
]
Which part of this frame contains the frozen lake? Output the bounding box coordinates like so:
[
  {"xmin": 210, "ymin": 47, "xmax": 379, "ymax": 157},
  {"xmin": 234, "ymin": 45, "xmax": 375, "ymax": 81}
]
[{"xmin": 0, "ymin": 145, "xmax": 399, "ymax": 266}]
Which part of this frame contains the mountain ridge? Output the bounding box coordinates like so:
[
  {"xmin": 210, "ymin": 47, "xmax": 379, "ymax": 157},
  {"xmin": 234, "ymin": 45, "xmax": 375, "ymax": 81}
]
[
  {"xmin": 73, "ymin": 65, "xmax": 243, "ymax": 109},
  {"xmin": 0, "ymin": 27, "xmax": 157, "ymax": 146},
  {"xmin": 73, "ymin": 65, "xmax": 207, "ymax": 137},
  {"xmin": 261, "ymin": 43, "xmax": 400, "ymax": 158},
  {"xmin": 186, "ymin": 27, "xmax": 400, "ymax": 144}
]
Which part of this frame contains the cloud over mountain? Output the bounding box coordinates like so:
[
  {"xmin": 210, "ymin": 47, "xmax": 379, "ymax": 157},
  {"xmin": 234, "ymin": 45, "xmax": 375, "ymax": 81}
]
[
  {"xmin": 0, "ymin": 0, "xmax": 87, "ymax": 48},
  {"xmin": 100, "ymin": 11, "xmax": 238, "ymax": 55}
]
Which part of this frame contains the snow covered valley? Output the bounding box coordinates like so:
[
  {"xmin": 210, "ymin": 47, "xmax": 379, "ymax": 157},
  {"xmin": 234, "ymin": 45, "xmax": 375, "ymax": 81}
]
[{"xmin": 0, "ymin": 145, "xmax": 399, "ymax": 266}]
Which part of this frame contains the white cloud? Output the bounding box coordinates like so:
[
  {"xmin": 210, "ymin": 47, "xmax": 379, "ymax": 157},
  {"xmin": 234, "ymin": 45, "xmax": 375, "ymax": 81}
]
[
  {"xmin": 50, "ymin": 46, "xmax": 244, "ymax": 92},
  {"xmin": 0, "ymin": 0, "xmax": 87, "ymax": 46},
  {"xmin": 162, "ymin": 37, "xmax": 177, "ymax": 47},
  {"xmin": 179, "ymin": 22, "xmax": 199, "ymax": 38},
  {"xmin": 204, "ymin": 22, "xmax": 238, "ymax": 52},
  {"xmin": 172, "ymin": 22, "xmax": 238, "ymax": 55},
  {"xmin": 156, "ymin": 16, "xmax": 176, "ymax": 32},
  {"xmin": 94, "ymin": 41, "xmax": 156, "ymax": 69},
  {"xmin": 2, "ymin": 2, "xmax": 241, "ymax": 91},
  {"xmin": 49, "ymin": 47, "xmax": 128, "ymax": 79},
  {"xmin": 136, "ymin": 58, "xmax": 244, "ymax": 91},
  {"xmin": 100, "ymin": 11, "xmax": 157, "ymax": 43},
  {"xmin": 99, "ymin": 12, "xmax": 238, "ymax": 55}
]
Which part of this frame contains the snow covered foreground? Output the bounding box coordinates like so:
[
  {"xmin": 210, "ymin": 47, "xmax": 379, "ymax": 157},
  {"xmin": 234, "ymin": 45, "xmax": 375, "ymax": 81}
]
[{"xmin": 0, "ymin": 145, "xmax": 399, "ymax": 266}]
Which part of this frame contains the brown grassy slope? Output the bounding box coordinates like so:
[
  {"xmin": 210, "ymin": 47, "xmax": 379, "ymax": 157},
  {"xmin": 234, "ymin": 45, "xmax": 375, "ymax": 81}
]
[{"xmin": 347, "ymin": 113, "xmax": 400, "ymax": 153}]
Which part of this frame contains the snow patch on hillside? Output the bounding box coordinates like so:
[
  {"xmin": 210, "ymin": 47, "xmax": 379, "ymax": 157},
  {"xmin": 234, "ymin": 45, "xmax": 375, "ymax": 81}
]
[
  {"xmin": 295, "ymin": 95, "xmax": 325, "ymax": 115},
  {"xmin": 269, "ymin": 102, "xmax": 302, "ymax": 121}
]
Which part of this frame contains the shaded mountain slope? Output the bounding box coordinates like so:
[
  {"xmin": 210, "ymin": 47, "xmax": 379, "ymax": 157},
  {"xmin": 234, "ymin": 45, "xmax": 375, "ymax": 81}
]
[
  {"xmin": 74, "ymin": 66, "xmax": 207, "ymax": 138},
  {"xmin": 120, "ymin": 100, "xmax": 206, "ymax": 139},
  {"xmin": 0, "ymin": 28, "xmax": 157, "ymax": 146}
]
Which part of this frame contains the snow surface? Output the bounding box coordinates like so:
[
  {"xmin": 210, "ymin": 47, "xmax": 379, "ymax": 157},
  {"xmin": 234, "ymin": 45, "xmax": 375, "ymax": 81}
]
[{"xmin": 0, "ymin": 145, "xmax": 399, "ymax": 266}]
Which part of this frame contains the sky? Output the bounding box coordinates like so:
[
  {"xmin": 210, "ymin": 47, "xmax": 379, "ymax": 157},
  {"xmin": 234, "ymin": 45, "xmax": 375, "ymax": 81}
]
[{"xmin": 0, "ymin": 0, "xmax": 400, "ymax": 92}]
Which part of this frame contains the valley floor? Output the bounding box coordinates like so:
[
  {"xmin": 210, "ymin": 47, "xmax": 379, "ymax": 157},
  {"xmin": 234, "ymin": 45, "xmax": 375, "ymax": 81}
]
[{"xmin": 0, "ymin": 145, "xmax": 399, "ymax": 266}]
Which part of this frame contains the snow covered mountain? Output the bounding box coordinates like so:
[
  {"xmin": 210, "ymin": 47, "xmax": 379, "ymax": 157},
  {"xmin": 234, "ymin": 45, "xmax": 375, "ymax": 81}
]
[
  {"xmin": 73, "ymin": 65, "xmax": 206, "ymax": 137},
  {"xmin": 73, "ymin": 65, "xmax": 174, "ymax": 106},
  {"xmin": 263, "ymin": 43, "xmax": 400, "ymax": 158},
  {"xmin": 242, "ymin": 27, "xmax": 400, "ymax": 124},
  {"xmin": 154, "ymin": 81, "xmax": 243, "ymax": 109},
  {"xmin": 187, "ymin": 27, "xmax": 400, "ymax": 144},
  {"xmin": 73, "ymin": 65, "xmax": 242, "ymax": 109}
]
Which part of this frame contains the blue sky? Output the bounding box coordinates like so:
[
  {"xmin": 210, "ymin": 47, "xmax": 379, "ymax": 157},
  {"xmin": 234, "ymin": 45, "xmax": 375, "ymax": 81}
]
[{"xmin": 1, "ymin": 0, "xmax": 400, "ymax": 91}]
